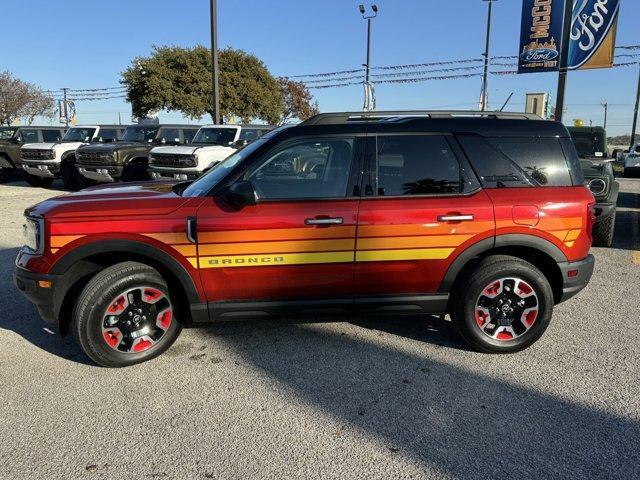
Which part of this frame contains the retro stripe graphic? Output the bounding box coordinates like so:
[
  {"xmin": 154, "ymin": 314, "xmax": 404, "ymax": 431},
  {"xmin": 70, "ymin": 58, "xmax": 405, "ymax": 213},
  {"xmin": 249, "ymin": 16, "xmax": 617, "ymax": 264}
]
[{"xmin": 47, "ymin": 216, "xmax": 584, "ymax": 267}]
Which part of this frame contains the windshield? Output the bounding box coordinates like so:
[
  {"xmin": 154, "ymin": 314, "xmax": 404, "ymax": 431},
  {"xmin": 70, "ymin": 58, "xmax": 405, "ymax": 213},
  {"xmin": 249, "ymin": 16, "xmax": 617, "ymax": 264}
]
[
  {"xmin": 62, "ymin": 127, "xmax": 96, "ymax": 143},
  {"xmin": 193, "ymin": 127, "xmax": 238, "ymax": 146},
  {"xmin": 121, "ymin": 126, "xmax": 160, "ymax": 142},
  {"xmin": 0, "ymin": 127, "xmax": 17, "ymax": 140},
  {"xmin": 182, "ymin": 137, "xmax": 268, "ymax": 197},
  {"xmin": 570, "ymin": 131, "xmax": 607, "ymax": 158}
]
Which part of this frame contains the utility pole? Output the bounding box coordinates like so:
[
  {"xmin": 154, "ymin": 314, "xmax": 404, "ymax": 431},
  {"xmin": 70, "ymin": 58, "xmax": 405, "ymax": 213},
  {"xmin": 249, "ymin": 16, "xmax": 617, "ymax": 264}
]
[
  {"xmin": 62, "ymin": 87, "xmax": 69, "ymax": 127},
  {"xmin": 554, "ymin": 0, "xmax": 573, "ymax": 123},
  {"xmin": 210, "ymin": 0, "xmax": 220, "ymax": 124},
  {"xmin": 480, "ymin": 0, "xmax": 496, "ymax": 111},
  {"xmin": 630, "ymin": 64, "xmax": 640, "ymax": 150},
  {"xmin": 359, "ymin": 4, "xmax": 378, "ymax": 111},
  {"xmin": 601, "ymin": 102, "xmax": 608, "ymax": 130}
]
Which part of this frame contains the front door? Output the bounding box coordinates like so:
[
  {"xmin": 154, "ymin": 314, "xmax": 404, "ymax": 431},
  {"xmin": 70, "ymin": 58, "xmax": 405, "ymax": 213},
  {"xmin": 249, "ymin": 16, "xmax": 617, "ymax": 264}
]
[
  {"xmin": 196, "ymin": 135, "xmax": 363, "ymax": 304},
  {"xmin": 354, "ymin": 133, "xmax": 495, "ymax": 297}
]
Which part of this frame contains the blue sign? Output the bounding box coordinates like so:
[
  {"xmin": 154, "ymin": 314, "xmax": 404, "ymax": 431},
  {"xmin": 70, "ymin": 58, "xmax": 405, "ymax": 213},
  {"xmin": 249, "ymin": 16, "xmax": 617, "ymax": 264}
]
[
  {"xmin": 518, "ymin": 0, "xmax": 567, "ymax": 73},
  {"xmin": 568, "ymin": 0, "xmax": 620, "ymax": 70}
]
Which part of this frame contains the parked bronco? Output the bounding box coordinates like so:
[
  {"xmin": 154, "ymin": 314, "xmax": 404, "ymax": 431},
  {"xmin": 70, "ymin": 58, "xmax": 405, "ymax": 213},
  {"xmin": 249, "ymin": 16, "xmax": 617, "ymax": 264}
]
[
  {"xmin": 567, "ymin": 126, "xmax": 619, "ymax": 247},
  {"xmin": 0, "ymin": 126, "xmax": 65, "ymax": 182},
  {"xmin": 149, "ymin": 124, "xmax": 273, "ymax": 181},
  {"xmin": 15, "ymin": 111, "xmax": 595, "ymax": 367},
  {"xmin": 20, "ymin": 125, "xmax": 123, "ymax": 189},
  {"xmin": 75, "ymin": 124, "xmax": 200, "ymax": 185}
]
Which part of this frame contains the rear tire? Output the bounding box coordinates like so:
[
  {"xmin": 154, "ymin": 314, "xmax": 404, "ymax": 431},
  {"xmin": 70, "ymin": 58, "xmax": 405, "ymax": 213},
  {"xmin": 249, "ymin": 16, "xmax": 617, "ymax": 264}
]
[
  {"xmin": 78, "ymin": 174, "xmax": 95, "ymax": 189},
  {"xmin": 450, "ymin": 255, "xmax": 554, "ymax": 353},
  {"xmin": 72, "ymin": 262, "xmax": 182, "ymax": 367},
  {"xmin": 25, "ymin": 173, "xmax": 53, "ymax": 188},
  {"xmin": 61, "ymin": 158, "xmax": 80, "ymax": 190},
  {"xmin": 592, "ymin": 210, "xmax": 616, "ymax": 247},
  {"xmin": 121, "ymin": 162, "xmax": 149, "ymax": 182}
]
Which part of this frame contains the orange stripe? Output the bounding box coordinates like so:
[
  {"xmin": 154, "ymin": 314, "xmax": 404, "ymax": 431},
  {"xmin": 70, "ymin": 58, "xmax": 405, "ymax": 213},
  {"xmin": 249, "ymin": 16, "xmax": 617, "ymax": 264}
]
[
  {"xmin": 50, "ymin": 235, "xmax": 84, "ymax": 248},
  {"xmin": 357, "ymin": 234, "xmax": 473, "ymax": 250},
  {"xmin": 357, "ymin": 222, "xmax": 493, "ymax": 237},
  {"xmin": 171, "ymin": 244, "xmax": 197, "ymax": 257},
  {"xmin": 50, "ymin": 248, "xmax": 59, "ymax": 254},
  {"xmin": 198, "ymin": 238, "xmax": 355, "ymax": 256},
  {"xmin": 198, "ymin": 226, "xmax": 356, "ymax": 244},
  {"xmin": 143, "ymin": 232, "xmax": 190, "ymax": 244}
]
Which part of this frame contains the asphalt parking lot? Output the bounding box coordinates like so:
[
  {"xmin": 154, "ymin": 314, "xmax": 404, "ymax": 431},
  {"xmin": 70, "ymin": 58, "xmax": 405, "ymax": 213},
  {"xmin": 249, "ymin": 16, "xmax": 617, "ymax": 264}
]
[{"xmin": 1, "ymin": 178, "xmax": 639, "ymax": 480}]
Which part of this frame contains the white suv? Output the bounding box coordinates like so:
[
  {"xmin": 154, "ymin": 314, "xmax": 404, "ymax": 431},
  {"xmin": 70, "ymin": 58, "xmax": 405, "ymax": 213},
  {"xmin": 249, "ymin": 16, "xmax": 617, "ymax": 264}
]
[
  {"xmin": 21, "ymin": 125, "xmax": 123, "ymax": 189},
  {"xmin": 623, "ymin": 143, "xmax": 640, "ymax": 178},
  {"xmin": 148, "ymin": 124, "xmax": 273, "ymax": 180}
]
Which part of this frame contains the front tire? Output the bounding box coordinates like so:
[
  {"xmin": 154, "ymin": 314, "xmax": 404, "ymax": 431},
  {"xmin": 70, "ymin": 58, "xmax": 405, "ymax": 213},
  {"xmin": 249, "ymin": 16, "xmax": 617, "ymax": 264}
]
[
  {"xmin": 72, "ymin": 262, "xmax": 182, "ymax": 367},
  {"xmin": 451, "ymin": 255, "xmax": 554, "ymax": 353},
  {"xmin": 61, "ymin": 158, "xmax": 80, "ymax": 190},
  {"xmin": 592, "ymin": 210, "xmax": 616, "ymax": 247},
  {"xmin": 25, "ymin": 173, "xmax": 53, "ymax": 188}
]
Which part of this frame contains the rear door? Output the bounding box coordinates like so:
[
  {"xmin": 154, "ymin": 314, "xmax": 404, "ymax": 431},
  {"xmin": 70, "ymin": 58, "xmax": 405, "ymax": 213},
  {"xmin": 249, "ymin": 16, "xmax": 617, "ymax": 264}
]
[
  {"xmin": 354, "ymin": 133, "xmax": 495, "ymax": 298},
  {"xmin": 196, "ymin": 134, "xmax": 364, "ymax": 304}
]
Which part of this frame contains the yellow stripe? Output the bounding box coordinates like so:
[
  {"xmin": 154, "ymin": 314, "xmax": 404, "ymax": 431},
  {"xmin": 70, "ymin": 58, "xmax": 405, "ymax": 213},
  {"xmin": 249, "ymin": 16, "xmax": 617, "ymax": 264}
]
[
  {"xmin": 564, "ymin": 241, "xmax": 575, "ymax": 248},
  {"xmin": 186, "ymin": 257, "xmax": 199, "ymax": 268},
  {"xmin": 199, "ymin": 226, "xmax": 356, "ymax": 243},
  {"xmin": 143, "ymin": 232, "xmax": 190, "ymax": 244},
  {"xmin": 356, "ymin": 248, "xmax": 455, "ymax": 262},
  {"xmin": 199, "ymin": 251, "xmax": 354, "ymax": 269},
  {"xmin": 198, "ymin": 238, "xmax": 355, "ymax": 256},
  {"xmin": 549, "ymin": 230, "xmax": 569, "ymax": 241},
  {"xmin": 357, "ymin": 235, "xmax": 472, "ymax": 250},
  {"xmin": 172, "ymin": 244, "xmax": 197, "ymax": 257},
  {"xmin": 50, "ymin": 248, "xmax": 59, "ymax": 254},
  {"xmin": 50, "ymin": 235, "xmax": 84, "ymax": 248},
  {"xmin": 565, "ymin": 229, "xmax": 581, "ymax": 241}
]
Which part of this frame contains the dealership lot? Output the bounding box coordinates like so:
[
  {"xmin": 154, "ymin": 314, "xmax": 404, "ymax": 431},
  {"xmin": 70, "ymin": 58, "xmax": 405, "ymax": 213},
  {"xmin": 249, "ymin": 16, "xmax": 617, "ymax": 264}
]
[{"xmin": 0, "ymin": 179, "xmax": 639, "ymax": 479}]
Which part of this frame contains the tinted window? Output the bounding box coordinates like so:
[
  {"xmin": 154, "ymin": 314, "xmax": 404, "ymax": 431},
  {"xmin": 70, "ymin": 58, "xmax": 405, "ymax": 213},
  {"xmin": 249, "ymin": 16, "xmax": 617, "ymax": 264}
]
[
  {"xmin": 247, "ymin": 138, "xmax": 354, "ymax": 199},
  {"xmin": 376, "ymin": 135, "xmax": 461, "ymax": 196},
  {"xmin": 0, "ymin": 127, "xmax": 17, "ymax": 140},
  {"xmin": 192, "ymin": 127, "xmax": 236, "ymax": 146},
  {"xmin": 99, "ymin": 128, "xmax": 119, "ymax": 142},
  {"xmin": 569, "ymin": 130, "xmax": 606, "ymax": 158},
  {"xmin": 182, "ymin": 129, "xmax": 198, "ymax": 145},
  {"xmin": 158, "ymin": 128, "xmax": 181, "ymax": 144},
  {"xmin": 488, "ymin": 138, "xmax": 573, "ymax": 187},
  {"xmin": 41, "ymin": 130, "xmax": 62, "ymax": 142},
  {"xmin": 62, "ymin": 128, "xmax": 95, "ymax": 142},
  {"xmin": 121, "ymin": 126, "xmax": 159, "ymax": 142},
  {"xmin": 239, "ymin": 129, "xmax": 260, "ymax": 142},
  {"xmin": 19, "ymin": 129, "xmax": 39, "ymax": 143}
]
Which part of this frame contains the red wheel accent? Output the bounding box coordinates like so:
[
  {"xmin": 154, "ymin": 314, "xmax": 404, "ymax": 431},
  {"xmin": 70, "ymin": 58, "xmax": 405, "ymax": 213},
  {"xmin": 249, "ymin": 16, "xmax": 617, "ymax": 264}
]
[
  {"xmin": 107, "ymin": 295, "xmax": 127, "ymax": 314},
  {"xmin": 475, "ymin": 308, "xmax": 490, "ymax": 327},
  {"xmin": 103, "ymin": 330, "xmax": 121, "ymax": 348},
  {"xmin": 132, "ymin": 337, "xmax": 154, "ymax": 352},
  {"xmin": 483, "ymin": 280, "xmax": 501, "ymax": 297},
  {"xmin": 156, "ymin": 309, "xmax": 172, "ymax": 330},
  {"xmin": 496, "ymin": 331, "xmax": 513, "ymax": 340},
  {"xmin": 144, "ymin": 287, "xmax": 162, "ymax": 303},
  {"xmin": 516, "ymin": 281, "xmax": 533, "ymax": 296},
  {"xmin": 523, "ymin": 309, "xmax": 538, "ymax": 327}
]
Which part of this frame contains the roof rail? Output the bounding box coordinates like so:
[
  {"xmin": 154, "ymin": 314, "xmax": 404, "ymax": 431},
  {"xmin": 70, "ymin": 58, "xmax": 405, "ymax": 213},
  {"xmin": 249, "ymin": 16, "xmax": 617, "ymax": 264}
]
[{"xmin": 300, "ymin": 110, "xmax": 542, "ymax": 125}]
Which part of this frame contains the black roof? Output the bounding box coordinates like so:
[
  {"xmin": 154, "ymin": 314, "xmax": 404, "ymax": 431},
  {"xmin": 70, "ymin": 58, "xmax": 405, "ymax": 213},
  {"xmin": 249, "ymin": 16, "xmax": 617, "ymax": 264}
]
[
  {"xmin": 285, "ymin": 110, "xmax": 568, "ymax": 138},
  {"xmin": 125, "ymin": 124, "xmax": 202, "ymax": 129},
  {"xmin": 0, "ymin": 125, "xmax": 65, "ymax": 129}
]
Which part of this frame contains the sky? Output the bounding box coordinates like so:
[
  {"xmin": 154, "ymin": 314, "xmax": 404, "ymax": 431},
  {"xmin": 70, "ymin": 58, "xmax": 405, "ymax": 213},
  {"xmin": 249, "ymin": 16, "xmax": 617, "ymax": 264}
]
[{"xmin": 2, "ymin": 0, "xmax": 638, "ymax": 135}]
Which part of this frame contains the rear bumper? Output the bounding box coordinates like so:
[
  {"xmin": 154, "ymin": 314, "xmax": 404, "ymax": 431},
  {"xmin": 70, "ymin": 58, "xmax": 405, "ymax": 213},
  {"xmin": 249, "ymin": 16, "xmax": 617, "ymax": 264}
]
[
  {"xmin": 13, "ymin": 266, "xmax": 60, "ymax": 324},
  {"xmin": 557, "ymin": 254, "xmax": 595, "ymax": 303}
]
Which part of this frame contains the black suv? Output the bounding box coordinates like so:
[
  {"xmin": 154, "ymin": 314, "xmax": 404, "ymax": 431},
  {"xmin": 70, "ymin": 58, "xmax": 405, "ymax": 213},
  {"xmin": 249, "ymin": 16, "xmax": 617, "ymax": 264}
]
[
  {"xmin": 0, "ymin": 126, "xmax": 65, "ymax": 182},
  {"xmin": 75, "ymin": 124, "xmax": 201, "ymax": 185}
]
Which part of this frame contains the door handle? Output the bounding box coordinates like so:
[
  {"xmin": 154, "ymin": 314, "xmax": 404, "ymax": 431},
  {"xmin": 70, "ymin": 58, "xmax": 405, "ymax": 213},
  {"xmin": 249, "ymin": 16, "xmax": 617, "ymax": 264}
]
[
  {"xmin": 305, "ymin": 217, "xmax": 344, "ymax": 225},
  {"xmin": 437, "ymin": 214, "xmax": 474, "ymax": 222}
]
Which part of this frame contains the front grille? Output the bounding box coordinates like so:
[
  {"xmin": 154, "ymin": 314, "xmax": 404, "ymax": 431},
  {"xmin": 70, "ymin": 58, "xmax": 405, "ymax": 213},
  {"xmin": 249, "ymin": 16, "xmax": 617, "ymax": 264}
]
[
  {"xmin": 22, "ymin": 149, "xmax": 53, "ymax": 160},
  {"xmin": 150, "ymin": 153, "xmax": 193, "ymax": 168},
  {"xmin": 77, "ymin": 151, "xmax": 111, "ymax": 165}
]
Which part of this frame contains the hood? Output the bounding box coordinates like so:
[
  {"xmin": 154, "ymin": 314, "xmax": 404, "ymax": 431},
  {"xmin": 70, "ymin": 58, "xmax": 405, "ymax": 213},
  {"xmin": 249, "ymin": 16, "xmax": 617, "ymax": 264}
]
[
  {"xmin": 78, "ymin": 141, "xmax": 144, "ymax": 153},
  {"xmin": 151, "ymin": 145, "xmax": 199, "ymax": 155},
  {"xmin": 22, "ymin": 142, "xmax": 59, "ymax": 150},
  {"xmin": 26, "ymin": 181, "xmax": 196, "ymax": 219}
]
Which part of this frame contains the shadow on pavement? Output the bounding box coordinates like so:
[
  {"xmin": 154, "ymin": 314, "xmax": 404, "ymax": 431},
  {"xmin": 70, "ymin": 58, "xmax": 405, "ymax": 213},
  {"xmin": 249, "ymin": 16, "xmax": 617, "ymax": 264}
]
[
  {"xmin": 612, "ymin": 191, "xmax": 640, "ymax": 251},
  {"xmin": 200, "ymin": 319, "xmax": 640, "ymax": 479}
]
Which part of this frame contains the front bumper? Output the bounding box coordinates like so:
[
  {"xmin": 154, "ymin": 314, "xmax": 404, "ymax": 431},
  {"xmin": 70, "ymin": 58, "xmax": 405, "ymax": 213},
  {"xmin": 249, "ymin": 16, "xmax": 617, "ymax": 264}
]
[
  {"xmin": 22, "ymin": 162, "xmax": 60, "ymax": 178},
  {"xmin": 13, "ymin": 266, "xmax": 60, "ymax": 324},
  {"xmin": 77, "ymin": 165, "xmax": 122, "ymax": 183},
  {"xmin": 149, "ymin": 167, "xmax": 202, "ymax": 181},
  {"xmin": 557, "ymin": 254, "xmax": 595, "ymax": 303}
]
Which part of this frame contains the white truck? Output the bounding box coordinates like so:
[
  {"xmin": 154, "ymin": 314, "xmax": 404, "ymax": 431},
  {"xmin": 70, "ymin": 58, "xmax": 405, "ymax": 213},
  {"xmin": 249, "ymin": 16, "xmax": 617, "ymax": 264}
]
[
  {"xmin": 623, "ymin": 143, "xmax": 640, "ymax": 178},
  {"xmin": 148, "ymin": 124, "xmax": 273, "ymax": 181},
  {"xmin": 20, "ymin": 125, "xmax": 123, "ymax": 189}
]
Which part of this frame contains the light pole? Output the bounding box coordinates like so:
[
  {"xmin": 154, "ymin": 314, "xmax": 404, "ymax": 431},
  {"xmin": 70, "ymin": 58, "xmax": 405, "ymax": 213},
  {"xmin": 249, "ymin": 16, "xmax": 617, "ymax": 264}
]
[
  {"xmin": 480, "ymin": 0, "xmax": 496, "ymax": 112},
  {"xmin": 601, "ymin": 102, "xmax": 608, "ymax": 130},
  {"xmin": 210, "ymin": 0, "xmax": 220, "ymax": 124},
  {"xmin": 630, "ymin": 64, "xmax": 640, "ymax": 150},
  {"xmin": 359, "ymin": 4, "xmax": 378, "ymax": 111}
]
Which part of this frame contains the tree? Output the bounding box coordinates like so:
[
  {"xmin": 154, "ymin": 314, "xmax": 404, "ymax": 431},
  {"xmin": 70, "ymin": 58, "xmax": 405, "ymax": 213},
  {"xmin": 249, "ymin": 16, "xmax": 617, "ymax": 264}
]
[
  {"xmin": 121, "ymin": 46, "xmax": 284, "ymax": 124},
  {"xmin": 0, "ymin": 71, "xmax": 55, "ymax": 126},
  {"xmin": 277, "ymin": 77, "xmax": 319, "ymax": 124}
]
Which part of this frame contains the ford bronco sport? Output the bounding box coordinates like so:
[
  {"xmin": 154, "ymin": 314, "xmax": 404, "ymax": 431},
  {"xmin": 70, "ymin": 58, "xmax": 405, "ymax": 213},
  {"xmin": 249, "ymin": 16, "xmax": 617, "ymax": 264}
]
[
  {"xmin": 149, "ymin": 124, "xmax": 273, "ymax": 181},
  {"xmin": 20, "ymin": 125, "xmax": 123, "ymax": 189},
  {"xmin": 14, "ymin": 111, "xmax": 596, "ymax": 367},
  {"xmin": 0, "ymin": 126, "xmax": 65, "ymax": 182},
  {"xmin": 567, "ymin": 126, "xmax": 619, "ymax": 247},
  {"xmin": 75, "ymin": 124, "xmax": 200, "ymax": 186}
]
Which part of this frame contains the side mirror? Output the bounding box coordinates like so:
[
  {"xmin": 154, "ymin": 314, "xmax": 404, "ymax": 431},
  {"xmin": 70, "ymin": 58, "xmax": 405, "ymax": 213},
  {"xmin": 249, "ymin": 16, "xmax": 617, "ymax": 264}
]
[
  {"xmin": 234, "ymin": 139, "xmax": 248, "ymax": 148},
  {"xmin": 616, "ymin": 151, "xmax": 626, "ymax": 162},
  {"xmin": 92, "ymin": 136, "xmax": 104, "ymax": 143},
  {"xmin": 227, "ymin": 180, "xmax": 257, "ymax": 206}
]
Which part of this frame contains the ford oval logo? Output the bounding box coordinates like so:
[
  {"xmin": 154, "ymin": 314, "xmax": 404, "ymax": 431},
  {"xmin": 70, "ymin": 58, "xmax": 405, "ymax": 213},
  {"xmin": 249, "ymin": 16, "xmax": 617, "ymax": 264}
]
[{"xmin": 520, "ymin": 48, "xmax": 559, "ymax": 63}]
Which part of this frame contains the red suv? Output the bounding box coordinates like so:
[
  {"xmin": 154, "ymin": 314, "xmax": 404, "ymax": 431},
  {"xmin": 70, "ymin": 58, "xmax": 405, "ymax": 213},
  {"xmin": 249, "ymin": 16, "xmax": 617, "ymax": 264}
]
[{"xmin": 14, "ymin": 111, "xmax": 595, "ymax": 367}]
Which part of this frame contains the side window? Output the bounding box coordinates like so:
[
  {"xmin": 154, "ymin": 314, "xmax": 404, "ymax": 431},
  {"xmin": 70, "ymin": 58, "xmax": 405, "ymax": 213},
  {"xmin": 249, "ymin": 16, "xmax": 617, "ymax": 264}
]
[
  {"xmin": 182, "ymin": 129, "xmax": 197, "ymax": 145},
  {"xmin": 158, "ymin": 128, "xmax": 181, "ymax": 144},
  {"xmin": 487, "ymin": 137, "xmax": 573, "ymax": 187},
  {"xmin": 99, "ymin": 129, "xmax": 119, "ymax": 142},
  {"xmin": 41, "ymin": 130, "xmax": 61, "ymax": 142},
  {"xmin": 376, "ymin": 135, "xmax": 462, "ymax": 196},
  {"xmin": 239, "ymin": 129, "xmax": 258, "ymax": 143},
  {"xmin": 247, "ymin": 137, "xmax": 355, "ymax": 200},
  {"xmin": 19, "ymin": 129, "xmax": 39, "ymax": 143}
]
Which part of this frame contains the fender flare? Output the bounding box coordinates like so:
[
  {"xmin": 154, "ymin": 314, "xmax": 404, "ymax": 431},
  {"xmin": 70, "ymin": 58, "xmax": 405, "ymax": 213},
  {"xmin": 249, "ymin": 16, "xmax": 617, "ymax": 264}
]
[
  {"xmin": 50, "ymin": 239, "xmax": 202, "ymax": 304},
  {"xmin": 438, "ymin": 234, "xmax": 567, "ymax": 293}
]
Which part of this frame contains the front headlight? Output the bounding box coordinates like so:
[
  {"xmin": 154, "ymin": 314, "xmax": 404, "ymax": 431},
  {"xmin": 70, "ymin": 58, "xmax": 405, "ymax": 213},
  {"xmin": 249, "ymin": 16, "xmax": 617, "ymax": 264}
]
[
  {"xmin": 22, "ymin": 216, "xmax": 44, "ymax": 254},
  {"xmin": 184, "ymin": 154, "xmax": 198, "ymax": 167},
  {"xmin": 47, "ymin": 149, "xmax": 56, "ymax": 159}
]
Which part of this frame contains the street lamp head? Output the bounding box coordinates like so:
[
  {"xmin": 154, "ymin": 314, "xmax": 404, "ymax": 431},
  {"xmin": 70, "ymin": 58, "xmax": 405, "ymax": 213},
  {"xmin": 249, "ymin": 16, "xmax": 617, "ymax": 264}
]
[
  {"xmin": 371, "ymin": 4, "xmax": 378, "ymax": 13},
  {"xmin": 359, "ymin": 4, "xmax": 365, "ymax": 14}
]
